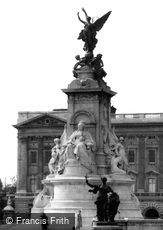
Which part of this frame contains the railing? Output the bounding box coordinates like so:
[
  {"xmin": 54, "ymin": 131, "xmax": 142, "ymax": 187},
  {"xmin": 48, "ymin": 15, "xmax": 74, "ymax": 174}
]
[
  {"xmin": 113, "ymin": 113, "xmax": 163, "ymax": 119},
  {"xmin": 135, "ymin": 192, "xmax": 163, "ymax": 197}
]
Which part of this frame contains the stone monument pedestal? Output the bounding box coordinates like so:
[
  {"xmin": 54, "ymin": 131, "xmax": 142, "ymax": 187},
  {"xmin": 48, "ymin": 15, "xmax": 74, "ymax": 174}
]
[
  {"xmin": 32, "ymin": 174, "xmax": 98, "ymax": 229},
  {"xmin": 32, "ymin": 171, "xmax": 143, "ymax": 229}
]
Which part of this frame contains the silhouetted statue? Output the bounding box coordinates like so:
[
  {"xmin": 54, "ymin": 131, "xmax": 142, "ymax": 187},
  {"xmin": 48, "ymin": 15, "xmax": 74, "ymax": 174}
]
[
  {"xmin": 85, "ymin": 176, "xmax": 120, "ymax": 222},
  {"xmin": 91, "ymin": 54, "xmax": 107, "ymax": 79},
  {"xmin": 40, "ymin": 213, "xmax": 49, "ymax": 230},
  {"xmin": 77, "ymin": 8, "xmax": 111, "ymax": 53},
  {"xmin": 73, "ymin": 53, "xmax": 107, "ymax": 80},
  {"xmin": 73, "ymin": 53, "xmax": 93, "ymax": 77}
]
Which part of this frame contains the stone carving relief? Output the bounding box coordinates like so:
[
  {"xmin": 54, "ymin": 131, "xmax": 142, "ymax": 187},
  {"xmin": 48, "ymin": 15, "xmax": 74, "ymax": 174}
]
[
  {"xmin": 74, "ymin": 94, "xmax": 98, "ymax": 101},
  {"xmin": 20, "ymin": 115, "xmax": 65, "ymax": 128},
  {"xmin": 102, "ymin": 126, "xmax": 129, "ymax": 174},
  {"xmin": 145, "ymin": 136, "xmax": 159, "ymax": 145},
  {"xmin": 125, "ymin": 136, "xmax": 139, "ymax": 146}
]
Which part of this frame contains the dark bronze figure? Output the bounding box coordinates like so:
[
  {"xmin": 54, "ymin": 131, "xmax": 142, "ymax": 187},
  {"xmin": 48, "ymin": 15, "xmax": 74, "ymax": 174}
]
[
  {"xmin": 85, "ymin": 176, "xmax": 120, "ymax": 223},
  {"xmin": 91, "ymin": 54, "xmax": 107, "ymax": 79},
  {"xmin": 73, "ymin": 53, "xmax": 93, "ymax": 77},
  {"xmin": 77, "ymin": 8, "xmax": 111, "ymax": 54}
]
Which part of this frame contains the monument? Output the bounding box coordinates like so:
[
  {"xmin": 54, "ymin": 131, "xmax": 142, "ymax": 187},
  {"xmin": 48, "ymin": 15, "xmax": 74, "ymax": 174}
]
[{"xmin": 32, "ymin": 9, "xmax": 143, "ymax": 229}]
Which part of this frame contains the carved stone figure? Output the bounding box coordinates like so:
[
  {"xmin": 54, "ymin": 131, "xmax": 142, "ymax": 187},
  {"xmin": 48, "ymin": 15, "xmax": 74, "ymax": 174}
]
[
  {"xmin": 77, "ymin": 8, "xmax": 111, "ymax": 54},
  {"xmin": 111, "ymin": 137, "xmax": 129, "ymax": 174},
  {"xmin": 76, "ymin": 210, "xmax": 82, "ymax": 230},
  {"xmin": 85, "ymin": 176, "xmax": 120, "ymax": 222},
  {"xmin": 48, "ymin": 138, "xmax": 61, "ymax": 174},
  {"xmin": 103, "ymin": 126, "xmax": 129, "ymax": 174},
  {"xmin": 64, "ymin": 120, "xmax": 95, "ymax": 172}
]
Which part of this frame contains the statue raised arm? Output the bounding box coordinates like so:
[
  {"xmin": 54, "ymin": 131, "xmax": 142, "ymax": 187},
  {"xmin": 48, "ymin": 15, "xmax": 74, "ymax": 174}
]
[{"xmin": 85, "ymin": 176, "xmax": 120, "ymax": 223}]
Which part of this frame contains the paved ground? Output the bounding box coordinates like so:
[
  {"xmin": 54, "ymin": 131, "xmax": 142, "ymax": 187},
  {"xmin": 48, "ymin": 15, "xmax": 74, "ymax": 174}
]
[
  {"xmin": 0, "ymin": 224, "xmax": 43, "ymax": 230},
  {"xmin": 0, "ymin": 223, "xmax": 74, "ymax": 230}
]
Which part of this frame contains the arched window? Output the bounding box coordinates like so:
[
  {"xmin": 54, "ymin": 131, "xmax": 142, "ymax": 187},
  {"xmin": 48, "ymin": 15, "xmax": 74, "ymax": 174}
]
[{"xmin": 144, "ymin": 208, "xmax": 160, "ymax": 219}]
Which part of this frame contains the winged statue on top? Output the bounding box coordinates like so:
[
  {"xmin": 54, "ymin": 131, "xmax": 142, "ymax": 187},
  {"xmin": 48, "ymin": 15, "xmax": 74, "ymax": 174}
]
[{"xmin": 77, "ymin": 8, "xmax": 111, "ymax": 54}]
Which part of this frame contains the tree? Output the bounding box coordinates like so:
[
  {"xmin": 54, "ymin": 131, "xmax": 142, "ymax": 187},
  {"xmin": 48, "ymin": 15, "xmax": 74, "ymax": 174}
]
[
  {"xmin": 3, "ymin": 177, "xmax": 17, "ymax": 194},
  {"xmin": 0, "ymin": 179, "xmax": 3, "ymax": 192}
]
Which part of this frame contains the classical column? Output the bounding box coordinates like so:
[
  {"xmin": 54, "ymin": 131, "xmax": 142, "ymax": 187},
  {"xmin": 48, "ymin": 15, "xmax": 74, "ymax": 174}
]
[
  {"xmin": 138, "ymin": 136, "xmax": 145, "ymax": 191},
  {"xmin": 159, "ymin": 135, "xmax": 163, "ymax": 190},
  {"xmin": 17, "ymin": 137, "xmax": 28, "ymax": 194},
  {"xmin": 96, "ymin": 95, "xmax": 112, "ymax": 175},
  {"xmin": 36, "ymin": 136, "xmax": 43, "ymax": 192}
]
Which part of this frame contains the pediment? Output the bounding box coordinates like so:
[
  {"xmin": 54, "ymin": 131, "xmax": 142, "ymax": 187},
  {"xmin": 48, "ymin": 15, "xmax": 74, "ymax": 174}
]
[
  {"xmin": 145, "ymin": 170, "xmax": 160, "ymax": 175},
  {"xmin": 128, "ymin": 169, "xmax": 138, "ymax": 175},
  {"xmin": 13, "ymin": 114, "xmax": 66, "ymax": 129}
]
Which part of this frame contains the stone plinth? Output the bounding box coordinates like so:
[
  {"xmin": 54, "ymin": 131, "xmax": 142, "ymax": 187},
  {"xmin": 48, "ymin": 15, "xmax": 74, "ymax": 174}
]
[
  {"xmin": 32, "ymin": 175, "xmax": 100, "ymax": 230},
  {"xmin": 32, "ymin": 173, "xmax": 143, "ymax": 229},
  {"xmin": 63, "ymin": 159, "xmax": 97, "ymax": 175}
]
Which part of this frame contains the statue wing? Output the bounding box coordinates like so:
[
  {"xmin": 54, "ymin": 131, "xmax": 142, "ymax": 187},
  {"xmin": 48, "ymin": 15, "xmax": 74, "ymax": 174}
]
[
  {"xmin": 109, "ymin": 128, "xmax": 118, "ymax": 146},
  {"xmin": 93, "ymin": 11, "xmax": 111, "ymax": 32},
  {"xmin": 60, "ymin": 124, "xmax": 68, "ymax": 146}
]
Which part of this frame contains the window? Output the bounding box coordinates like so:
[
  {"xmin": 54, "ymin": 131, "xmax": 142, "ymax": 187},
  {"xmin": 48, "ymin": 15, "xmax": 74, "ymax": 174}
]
[
  {"xmin": 44, "ymin": 150, "xmax": 51, "ymax": 164},
  {"xmin": 29, "ymin": 150, "xmax": 38, "ymax": 164},
  {"xmin": 45, "ymin": 118, "xmax": 50, "ymax": 125},
  {"xmin": 148, "ymin": 149, "xmax": 156, "ymax": 163},
  {"xmin": 148, "ymin": 178, "xmax": 156, "ymax": 192},
  {"xmin": 128, "ymin": 150, "xmax": 135, "ymax": 163}
]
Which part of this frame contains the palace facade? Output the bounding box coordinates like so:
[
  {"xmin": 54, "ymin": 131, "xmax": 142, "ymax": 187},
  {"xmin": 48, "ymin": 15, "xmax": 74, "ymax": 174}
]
[{"xmin": 14, "ymin": 110, "xmax": 163, "ymax": 219}]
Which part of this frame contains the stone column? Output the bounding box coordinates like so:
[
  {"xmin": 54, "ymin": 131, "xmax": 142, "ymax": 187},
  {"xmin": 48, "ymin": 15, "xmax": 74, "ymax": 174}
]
[
  {"xmin": 37, "ymin": 136, "xmax": 43, "ymax": 192},
  {"xmin": 159, "ymin": 135, "xmax": 163, "ymax": 190},
  {"xmin": 138, "ymin": 136, "xmax": 145, "ymax": 191},
  {"xmin": 17, "ymin": 137, "xmax": 27, "ymax": 193},
  {"xmin": 96, "ymin": 95, "xmax": 112, "ymax": 175}
]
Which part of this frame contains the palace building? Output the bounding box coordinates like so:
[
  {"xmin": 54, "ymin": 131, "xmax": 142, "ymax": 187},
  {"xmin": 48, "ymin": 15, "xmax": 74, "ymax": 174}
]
[{"xmin": 14, "ymin": 109, "xmax": 163, "ymax": 219}]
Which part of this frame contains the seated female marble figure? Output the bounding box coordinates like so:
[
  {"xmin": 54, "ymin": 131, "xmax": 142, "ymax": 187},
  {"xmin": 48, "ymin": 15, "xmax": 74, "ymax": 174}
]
[{"xmin": 65, "ymin": 120, "xmax": 95, "ymax": 170}]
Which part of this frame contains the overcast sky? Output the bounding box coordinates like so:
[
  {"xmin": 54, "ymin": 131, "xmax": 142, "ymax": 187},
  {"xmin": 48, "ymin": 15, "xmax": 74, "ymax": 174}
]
[{"xmin": 0, "ymin": 0, "xmax": 163, "ymax": 182}]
